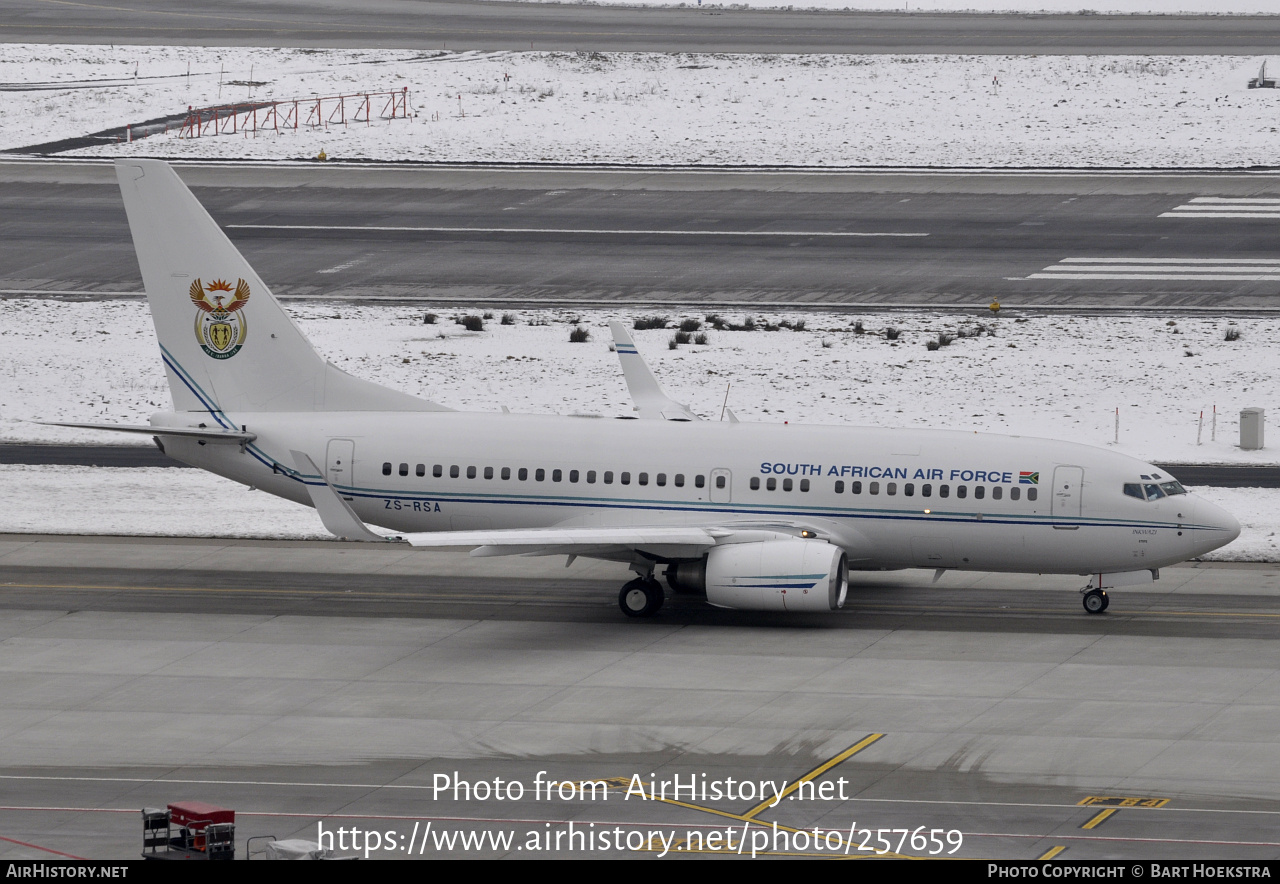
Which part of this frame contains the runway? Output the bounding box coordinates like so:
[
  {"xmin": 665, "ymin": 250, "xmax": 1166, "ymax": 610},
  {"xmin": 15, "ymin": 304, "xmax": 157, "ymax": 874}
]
[
  {"xmin": 5, "ymin": 161, "xmax": 1280, "ymax": 310},
  {"xmin": 2, "ymin": 1, "xmax": 1278, "ymax": 54},
  {"xmin": 2, "ymin": 535, "xmax": 1280, "ymax": 860}
]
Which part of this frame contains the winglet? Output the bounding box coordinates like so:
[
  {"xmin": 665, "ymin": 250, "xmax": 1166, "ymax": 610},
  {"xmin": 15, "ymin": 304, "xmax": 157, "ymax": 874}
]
[
  {"xmin": 290, "ymin": 450, "xmax": 398, "ymax": 542},
  {"xmin": 608, "ymin": 321, "xmax": 700, "ymax": 421}
]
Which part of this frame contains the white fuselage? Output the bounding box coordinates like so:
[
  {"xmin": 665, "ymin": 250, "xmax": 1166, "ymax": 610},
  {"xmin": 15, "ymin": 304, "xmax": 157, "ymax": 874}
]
[{"xmin": 156, "ymin": 410, "xmax": 1239, "ymax": 575}]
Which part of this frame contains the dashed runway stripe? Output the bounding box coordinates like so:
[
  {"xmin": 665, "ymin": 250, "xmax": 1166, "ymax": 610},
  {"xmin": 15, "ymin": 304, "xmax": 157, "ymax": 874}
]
[
  {"xmin": 1027, "ymin": 257, "xmax": 1280, "ymax": 281},
  {"xmin": 1161, "ymin": 197, "xmax": 1280, "ymax": 219}
]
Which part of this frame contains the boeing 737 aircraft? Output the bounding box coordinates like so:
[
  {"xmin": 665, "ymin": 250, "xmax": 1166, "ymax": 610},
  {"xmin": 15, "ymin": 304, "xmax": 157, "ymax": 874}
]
[{"xmin": 55, "ymin": 160, "xmax": 1240, "ymax": 618}]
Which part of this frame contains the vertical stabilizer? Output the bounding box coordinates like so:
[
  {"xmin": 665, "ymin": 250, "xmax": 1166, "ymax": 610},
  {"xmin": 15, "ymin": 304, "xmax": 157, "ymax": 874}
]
[{"xmin": 115, "ymin": 159, "xmax": 448, "ymax": 414}]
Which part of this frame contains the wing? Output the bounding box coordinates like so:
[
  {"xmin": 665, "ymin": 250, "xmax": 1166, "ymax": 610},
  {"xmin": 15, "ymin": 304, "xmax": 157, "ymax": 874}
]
[
  {"xmin": 188, "ymin": 278, "xmax": 214, "ymax": 312},
  {"xmin": 609, "ymin": 321, "xmax": 700, "ymax": 421},
  {"xmin": 225, "ymin": 278, "xmax": 251, "ymax": 313},
  {"xmin": 400, "ymin": 524, "xmax": 729, "ymax": 559}
]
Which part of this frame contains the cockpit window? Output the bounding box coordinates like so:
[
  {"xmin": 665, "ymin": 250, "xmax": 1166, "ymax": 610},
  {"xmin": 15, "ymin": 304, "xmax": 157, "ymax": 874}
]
[
  {"xmin": 1160, "ymin": 481, "xmax": 1186, "ymax": 496},
  {"xmin": 1143, "ymin": 483, "xmax": 1164, "ymax": 500},
  {"xmin": 1123, "ymin": 483, "xmax": 1145, "ymax": 500}
]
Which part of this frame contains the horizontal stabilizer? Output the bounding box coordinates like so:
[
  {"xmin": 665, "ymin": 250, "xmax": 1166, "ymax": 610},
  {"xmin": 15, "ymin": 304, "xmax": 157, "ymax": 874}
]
[
  {"xmin": 38, "ymin": 421, "xmax": 256, "ymax": 443},
  {"xmin": 608, "ymin": 321, "xmax": 700, "ymax": 421}
]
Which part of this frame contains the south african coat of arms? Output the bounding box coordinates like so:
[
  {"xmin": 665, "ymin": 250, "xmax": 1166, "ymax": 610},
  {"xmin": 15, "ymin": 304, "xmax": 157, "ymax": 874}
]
[{"xmin": 190, "ymin": 278, "xmax": 250, "ymax": 359}]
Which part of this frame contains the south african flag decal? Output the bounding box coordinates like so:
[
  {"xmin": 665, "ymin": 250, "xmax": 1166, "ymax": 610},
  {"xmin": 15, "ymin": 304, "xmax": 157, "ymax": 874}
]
[{"xmin": 1019, "ymin": 471, "xmax": 1039, "ymax": 485}]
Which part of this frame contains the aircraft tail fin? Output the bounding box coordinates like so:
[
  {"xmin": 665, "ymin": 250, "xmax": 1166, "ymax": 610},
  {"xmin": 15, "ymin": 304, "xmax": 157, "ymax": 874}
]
[{"xmin": 115, "ymin": 159, "xmax": 450, "ymax": 415}]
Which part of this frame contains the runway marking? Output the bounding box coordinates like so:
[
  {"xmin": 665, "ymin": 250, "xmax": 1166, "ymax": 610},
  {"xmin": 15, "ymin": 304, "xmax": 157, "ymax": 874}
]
[
  {"xmin": 1079, "ymin": 795, "xmax": 1169, "ymax": 808},
  {"xmin": 0, "ymin": 834, "xmax": 86, "ymax": 860},
  {"xmin": 11, "ymin": 779, "xmax": 1276, "ymax": 823},
  {"xmin": 226, "ymin": 223, "xmax": 928, "ymax": 238},
  {"xmin": 1161, "ymin": 197, "xmax": 1280, "ymax": 219},
  {"xmin": 1026, "ymin": 257, "xmax": 1280, "ymax": 281},
  {"xmin": 1038, "ymin": 845, "xmax": 1067, "ymax": 859},
  {"xmin": 1080, "ymin": 808, "xmax": 1119, "ymax": 829},
  {"xmin": 742, "ymin": 733, "xmax": 885, "ymax": 820}
]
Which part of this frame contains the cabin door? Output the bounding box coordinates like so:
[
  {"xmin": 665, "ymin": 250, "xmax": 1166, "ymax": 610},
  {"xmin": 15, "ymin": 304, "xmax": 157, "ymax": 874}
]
[
  {"xmin": 1051, "ymin": 465, "xmax": 1084, "ymax": 518},
  {"xmin": 326, "ymin": 438, "xmax": 356, "ymax": 488}
]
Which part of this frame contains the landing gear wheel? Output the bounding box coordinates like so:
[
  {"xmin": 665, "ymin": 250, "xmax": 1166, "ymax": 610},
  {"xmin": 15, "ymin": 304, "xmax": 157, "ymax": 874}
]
[
  {"xmin": 619, "ymin": 578, "xmax": 664, "ymax": 618},
  {"xmin": 1083, "ymin": 589, "xmax": 1108, "ymax": 614}
]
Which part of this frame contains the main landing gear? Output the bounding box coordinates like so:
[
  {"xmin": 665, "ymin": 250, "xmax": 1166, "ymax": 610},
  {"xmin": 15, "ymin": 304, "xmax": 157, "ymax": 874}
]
[
  {"xmin": 1082, "ymin": 588, "xmax": 1109, "ymax": 614},
  {"xmin": 618, "ymin": 576, "xmax": 664, "ymax": 618}
]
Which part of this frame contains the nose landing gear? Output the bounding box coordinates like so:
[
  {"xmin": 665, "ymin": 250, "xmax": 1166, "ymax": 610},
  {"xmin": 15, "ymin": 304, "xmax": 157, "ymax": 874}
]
[
  {"xmin": 618, "ymin": 576, "xmax": 665, "ymax": 618},
  {"xmin": 1082, "ymin": 588, "xmax": 1109, "ymax": 614}
]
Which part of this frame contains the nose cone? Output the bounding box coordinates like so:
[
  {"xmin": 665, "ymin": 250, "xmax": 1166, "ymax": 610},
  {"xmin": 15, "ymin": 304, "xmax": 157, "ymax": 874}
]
[{"xmin": 1191, "ymin": 497, "xmax": 1241, "ymax": 557}]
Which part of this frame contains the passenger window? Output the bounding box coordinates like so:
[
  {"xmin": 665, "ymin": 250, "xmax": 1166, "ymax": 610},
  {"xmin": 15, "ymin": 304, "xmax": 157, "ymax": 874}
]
[
  {"xmin": 904, "ymin": 483, "xmax": 914, "ymax": 497},
  {"xmin": 552, "ymin": 469, "xmax": 562, "ymax": 482},
  {"xmin": 501, "ymin": 467, "xmax": 511, "ymax": 480},
  {"xmin": 800, "ymin": 478, "xmax": 810, "ymax": 492},
  {"xmin": 467, "ymin": 466, "xmax": 477, "ymax": 479},
  {"xmin": 535, "ymin": 468, "xmax": 545, "ymax": 481},
  {"xmin": 674, "ymin": 474, "xmax": 685, "ymax": 487},
  {"xmin": 1124, "ymin": 483, "xmax": 1144, "ymax": 500},
  {"xmin": 783, "ymin": 478, "xmax": 793, "ymax": 492},
  {"xmin": 1027, "ymin": 488, "xmax": 1038, "ymax": 501},
  {"xmin": 921, "ymin": 484, "xmax": 931, "ymax": 498},
  {"xmin": 887, "ymin": 482, "xmax": 896, "ymax": 496},
  {"xmin": 751, "ymin": 477, "xmax": 761, "ymax": 490},
  {"xmin": 518, "ymin": 467, "xmax": 528, "ymax": 481},
  {"xmin": 604, "ymin": 471, "xmax": 614, "ymax": 484},
  {"xmin": 621, "ymin": 472, "xmax": 631, "ymax": 485},
  {"xmin": 715, "ymin": 475, "xmax": 726, "ymax": 489},
  {"xmin": 870, "ymin": 482, "xmax": 879, "ymax": 495},
  {"xmin": 433, "ymin": 464, "xmax": 443, "ymax": 478},
  {"xmin": 382, "ymin": 462, "xmax": 392, "ymax": 476},
  {"xmin": 852, "ymin": 481, "xmax": 862, "ymax": 494},
  {"xmin": 695, "ymin": 475, "xmax": 706, "ymax": 488},
  {"xmin": 974, "ymin": 486, "xmax": 984, "ymax": 500},
  {"xmin": 399, "ymin": 463, "xmax": 409, "ymax": 477},
  {"xmin": 939, "ymin": 485, "xmax": 950, "ymax": 498},
  {"xmin": 484, "ymin": 466, "xmax": 494, "ymax": 480},
  {"xmin": 586, "ymin": 471, "xmax": 596, "ymax": 483},
  {"xmin": 638, "ymin": 472, "xmax": 648, "ymax": 486},
  {"xmin": 835, "ymin": 480, "xmax": 845, "ymax": 493},
  {"xmin": 416, "ymin": 464, "xmax": 425, "ymax": 477},
  {"xmin": 767, "ymin": 477, "xmax": 777, "ymax": 491},
  {"xmin": 956, "ymin": 485, "xmax": 967, "ymax": 499},
  {"xmin": 570, "ymin": 470, "xmax": 579, "ymax": 483},
  {"xmin": 992, "ymin": 486, "xmax": 1002, "ymax": 500},
  {"xmin": 656, "ymin": 473, "xmax": 666, "ymax": 486},
  {"xmin": 1010, "ymin": 487, "xmax": 1020, "ymax": 501},
  {"xmin": 450, "ymin": 465, "xmax": 460, "ymax": 479}
]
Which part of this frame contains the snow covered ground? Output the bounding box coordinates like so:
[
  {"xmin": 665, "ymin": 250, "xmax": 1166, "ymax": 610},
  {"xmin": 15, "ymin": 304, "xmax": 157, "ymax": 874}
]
[
  {"xmin": 3, "ymin": 45, "xmax": 1278, "ymax": 167},
  {"xmin": 1, "ymin": 299, "xmax": 1273, "ymax": 466},
  {"xmin": 0, "ymin": 465, "xmax": 1269, "ymax": 562},
  {"xmin": 504, "ymin": 2, "xmax": 1279, "ymax": 12}
]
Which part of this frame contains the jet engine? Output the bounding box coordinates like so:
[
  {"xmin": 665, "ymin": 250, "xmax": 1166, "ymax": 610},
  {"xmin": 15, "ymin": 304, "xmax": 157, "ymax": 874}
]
[{"xmin": 666, "ymin": 539, "xmax": 848, "ymax": 612}]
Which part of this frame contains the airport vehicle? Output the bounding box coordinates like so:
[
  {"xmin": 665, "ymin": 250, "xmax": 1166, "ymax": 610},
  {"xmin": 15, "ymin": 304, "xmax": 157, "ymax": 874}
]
[{"xmin": 56, "ymin": 160, "xmax": 1240, "ymax": 618}]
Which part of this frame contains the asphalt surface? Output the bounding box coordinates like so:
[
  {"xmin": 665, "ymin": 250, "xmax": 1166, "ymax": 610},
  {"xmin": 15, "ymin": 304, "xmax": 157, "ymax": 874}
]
[
  {"xmin": 2, "ymin": 1, "xmax": 1278, "ymax": 54},
  {"xmin": 2, "ymin": 536, "xmax": 1280, "ymax": 860},
  {"xmin": 3, "ymin": 444, "xmax": 1277, "ymax": 487},
  {"xmin": 5, "ymin": 161, "xmax": 1280, "ymax": 310}
]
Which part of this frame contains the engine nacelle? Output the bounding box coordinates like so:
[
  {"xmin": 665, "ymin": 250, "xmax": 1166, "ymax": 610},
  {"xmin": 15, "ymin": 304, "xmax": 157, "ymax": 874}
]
[{"xmin": 700, "ymin": 539, "xmax": 848, "ymax": 612}]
